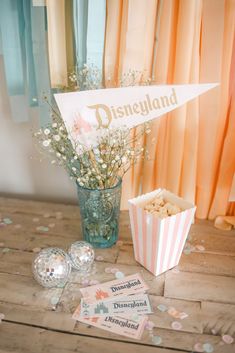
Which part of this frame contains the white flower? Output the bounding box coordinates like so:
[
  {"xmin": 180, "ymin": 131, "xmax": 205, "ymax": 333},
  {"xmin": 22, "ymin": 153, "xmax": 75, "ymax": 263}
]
[
  {"xmin": 44, "ymin": 128, "xmax": 50, "ymax": 135},
  {"xmin": 59, "ymin": 126, "xmax": 64, "ymax": 131},
  {"xmin": 62, "ymin": 156, "xmax": 66, "ymax": 160},
  {"xmin": 51, "ymin": 160, "xmax": 56, "ymax": 164},
  {"xmin": 102, "ymin": 164, "xmax": 107, "ymax": 169},
  {"xmin": 122, "ymin": 156, "xmax": 127, "ymax": 163},
  {"xmin": 43, "ymin": 140, "xmax": 50, "ymax": 147},
  {"xmin": 72, "ymin": 167, "xmax": 76, "ymax": 172},
  {"xmin": 74, "ymin": 155, "xmax": 78, "ymax": 160},
  {"xmin": 96, "ymin": 175, "xmax": 101, "ymax": 180},
  {"xmin": 53, "ymin": 135, "xmax": 60, "ymax": 141},
  {"xmin": 115, "ymin": 155, "xmax": 120, "ymax": 161},
  {"xmin": 56, "ymin": 152, "xmax": 61, "ymax": 157},
  {"xmin": 52, "ymin": 123, "xmax": 57, "ymax": 128}
]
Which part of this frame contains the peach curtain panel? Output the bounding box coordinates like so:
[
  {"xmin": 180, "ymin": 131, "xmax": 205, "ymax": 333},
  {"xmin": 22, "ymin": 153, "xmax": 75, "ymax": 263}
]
[
  {"xmin": 103, "ymin": 0, "xmax": 235, "ymax": 219},
  {"xmin": 47, "ymin": 0, "xmax": 235, "ymax": 219}
]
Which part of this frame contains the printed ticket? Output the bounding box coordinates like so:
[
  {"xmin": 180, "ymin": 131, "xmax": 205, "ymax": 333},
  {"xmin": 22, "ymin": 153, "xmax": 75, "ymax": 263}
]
[
  {"xmin": 74, "ymin": 314, "xmax": 148, "ymax": 340},
  {"xmin": 80, "ymin": 273, "xmax": 149, "ymax": 303},
  {"xmin": 77, "ymin": 294, "xmax": 152, "ymax": 318}
]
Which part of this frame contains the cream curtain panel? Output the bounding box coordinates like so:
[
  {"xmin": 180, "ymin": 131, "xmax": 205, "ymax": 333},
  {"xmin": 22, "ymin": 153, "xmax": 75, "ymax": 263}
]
[{"xmin": 46, "ymin": 0, "xmax": 235, "ymax": 219}]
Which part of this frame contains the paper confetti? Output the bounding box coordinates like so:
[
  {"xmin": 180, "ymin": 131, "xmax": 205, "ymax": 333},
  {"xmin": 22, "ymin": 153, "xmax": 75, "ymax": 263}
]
[
  {"xmin": 2, "ymin": 248, "xmax": 10, "ymax": 253},
  {"xmin": 32, "ymin": 247, "xmax": 41, "ymax": 253},
  {"xmin": 3, "ymin": 218, "xmax": 13, "ymax": 224},
  {"xmin": 222, "ymin": 335, "xmax": 234, "ymax": 344},
  {"xmin": 110, "ymin": 268, "xmax": 120, "ymax": 274},
  {"xmin": 193, "ymin": 342, "xmax": 204, "ymax": 352},
  {"xmin": 105, "ymin": 267, "xmax": 112, "ymax": 273},
  {"xmin": 36, "ymin": 226, "xmax": 49, "ymax": 232},
  {"xmin": 195, "ymin": 245, "xmax": 205, "ymax": 251},
  {"xmin": 202, "ymin": 343, "xmax": 214, "ymax": 352},
  {"xmin": 115, "ymin": 271, "xmax": 125, "ymax": 279},
  {"xmin": 171, "ymin": 321, "xmax": 182, "ymax": 330},
  {"xmin": 157, "ymin": 304, "xmax": 168, "ymax": 312},
  {"xmin": 152, "ymin": 335, "xmax": 162, "ymax": 345},
  {"xmin": 0, "ymin": 223, "xmax": 6, "ymax": 227}
]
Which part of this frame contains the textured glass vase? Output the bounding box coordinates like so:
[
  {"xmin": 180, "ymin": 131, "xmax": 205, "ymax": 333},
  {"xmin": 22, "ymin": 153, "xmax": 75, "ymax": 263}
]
[{"xmin": 77, "ymin": 178, "xmax": 122, "ymax": 248}]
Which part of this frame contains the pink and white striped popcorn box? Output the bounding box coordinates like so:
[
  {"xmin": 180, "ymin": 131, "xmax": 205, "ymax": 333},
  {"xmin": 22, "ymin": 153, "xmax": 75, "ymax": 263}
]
[{"xmin": 128, "ymin": 188, "xmax": 196, "ymax": 276}]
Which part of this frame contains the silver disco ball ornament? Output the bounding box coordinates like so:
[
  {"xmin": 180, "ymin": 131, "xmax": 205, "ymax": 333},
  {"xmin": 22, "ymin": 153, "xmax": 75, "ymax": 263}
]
[
  {"xmin": 68, "ymin": 241, "xmax": 95, "ymax": 272},
  {"xmin": 32, "ymin": 248, "xmax": 71, "ymax": 288}
]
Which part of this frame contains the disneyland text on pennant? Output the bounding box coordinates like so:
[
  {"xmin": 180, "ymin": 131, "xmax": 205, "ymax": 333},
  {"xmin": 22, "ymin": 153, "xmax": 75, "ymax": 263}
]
[{"xmin": 54, "ymin": 83, "xmax": 218, "ymax": 150}]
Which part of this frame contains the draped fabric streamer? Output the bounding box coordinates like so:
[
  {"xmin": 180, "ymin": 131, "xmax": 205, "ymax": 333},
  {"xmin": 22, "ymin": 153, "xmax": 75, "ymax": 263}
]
[
  {"xmin": 73, "ymin": 0, "xmax": 88, "ymax": 70},
  {"xmin": 0, "ymin": 0, "xmax": 51, "ymax": 125}
]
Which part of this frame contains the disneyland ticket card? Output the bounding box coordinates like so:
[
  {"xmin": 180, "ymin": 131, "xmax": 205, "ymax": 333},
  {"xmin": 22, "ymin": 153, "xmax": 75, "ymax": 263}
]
[
  {"xmin": 77, "ymin": 294, "xmax": 152, "ymax": 318},
  {"xmin": 75, "ymin": 314, "xmax": 148, "ymax": 340},
  {"xmin": 80, "ymin": 273, "xmax": 149, "ymax": 303}
]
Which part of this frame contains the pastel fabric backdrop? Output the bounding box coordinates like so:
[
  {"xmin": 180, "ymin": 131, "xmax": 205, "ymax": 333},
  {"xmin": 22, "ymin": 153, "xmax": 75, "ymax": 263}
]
[{"xmin": 0, "ymin": 0, "xmax": 234, "ymax": 219}]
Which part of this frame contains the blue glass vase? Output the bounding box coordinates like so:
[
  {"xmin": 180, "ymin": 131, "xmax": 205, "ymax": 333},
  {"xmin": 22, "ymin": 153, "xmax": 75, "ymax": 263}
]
[{"xmin": 76, "ymin": 178, "xmax": 122, "ymax": 248}]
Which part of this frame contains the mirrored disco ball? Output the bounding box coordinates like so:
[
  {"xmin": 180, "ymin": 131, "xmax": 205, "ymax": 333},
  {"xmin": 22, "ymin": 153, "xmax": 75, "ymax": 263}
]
[
  {"xmin": 68, "ymin": 241, "xmax": 95, "ymax": 272},
  {"xmin": 32, "ymin": 248, "xmax": 71, "ymax": 288}
]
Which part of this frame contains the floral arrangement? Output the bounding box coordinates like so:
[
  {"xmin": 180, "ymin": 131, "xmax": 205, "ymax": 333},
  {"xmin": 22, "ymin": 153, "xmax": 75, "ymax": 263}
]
[{"xmin": 34, "ymin": 65, "xmax": 152, "ymax": 190}]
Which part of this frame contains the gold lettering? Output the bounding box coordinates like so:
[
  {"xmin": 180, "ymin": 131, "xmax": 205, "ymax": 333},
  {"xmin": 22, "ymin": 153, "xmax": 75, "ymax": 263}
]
[
  {"xmin": 152, "ymin": 98, "xmax": 161, "ymax": 109},
  {"xmin": 139, "ymin": 101, "xmax": 149, "ymax": 115},
  {"xmin": 87, "ymin": 104, "xmax": 112, "ymax": 129},
  {"xmin": 170, "ymin": 88, "xmax": 178, "ymax": 105},
  {"xmin": 117, "ymin": 106, "xmax": 124, "ymax": 118},
  {"xmin": 160, "ymin": 96, "xmax": 170, "ymax": 107},
  {"xmin": 133, "ymin": 103, "xmax": 140, "ymax": 114},
  {"xmin": 146, "ymin": 94, "xmax": 153, "ymax": 111},
  {"xmin": 111, "ymin": 106, "xmax": 118, "ymax": 119},
  {"xmin": 123, "ymin": 104, "xmax": 133, "ymax": 116}
]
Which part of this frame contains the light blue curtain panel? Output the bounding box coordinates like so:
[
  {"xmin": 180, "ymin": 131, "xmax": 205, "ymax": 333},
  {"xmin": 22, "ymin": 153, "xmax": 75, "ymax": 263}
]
[
  {"xmin": 72, "ymin": 0, "xmax": 106, "ymax": 86},
  {"xmin": 0, "ymin": 0, "xmax": 51, "ymax": 125}
]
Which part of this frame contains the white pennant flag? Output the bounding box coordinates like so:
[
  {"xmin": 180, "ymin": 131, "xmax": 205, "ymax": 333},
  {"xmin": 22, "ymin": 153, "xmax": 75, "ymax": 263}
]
[{"xmin": 54, "ymin": 83, "xmax": 218, "ymax": 148}]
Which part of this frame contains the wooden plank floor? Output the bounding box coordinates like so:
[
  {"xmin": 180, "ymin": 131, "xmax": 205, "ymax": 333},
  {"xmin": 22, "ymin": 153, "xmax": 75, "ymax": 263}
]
[{"xmin": 0, "ymin": 197, "xmax": 234, "ymax": 353}]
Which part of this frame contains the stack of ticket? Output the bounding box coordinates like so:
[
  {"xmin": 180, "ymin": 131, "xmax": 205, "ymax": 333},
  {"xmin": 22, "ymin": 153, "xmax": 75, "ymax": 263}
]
[{"xmin": 72, "ymin": 273, "xmax": 151, "ymax": 339}]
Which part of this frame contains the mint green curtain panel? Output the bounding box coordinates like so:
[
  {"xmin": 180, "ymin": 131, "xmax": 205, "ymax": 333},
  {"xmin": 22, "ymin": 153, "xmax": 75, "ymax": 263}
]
[
  {"xmin": 0, "ymin": 0, "xmax": 51, "ymax": 125},
  {"xmin": 0, "ymin": 0, "xmax": 106, "ymax": 125}
]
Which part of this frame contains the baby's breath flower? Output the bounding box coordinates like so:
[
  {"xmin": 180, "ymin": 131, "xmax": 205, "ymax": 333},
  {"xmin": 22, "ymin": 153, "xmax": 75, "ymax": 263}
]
[
  {"xmin": 53, "ymin": 135, "xmax": 61, "ymax": 141},
  {"xmin": 44, "ymin": 128, "xmax": 50, "ymax": 135},
  {"xmin": 102, "ymin": 164, "xmax": 107, "ymax": 169},
  {"xmin": 43, "ymin": 140, "xmax": 50, "ymax": 147}
]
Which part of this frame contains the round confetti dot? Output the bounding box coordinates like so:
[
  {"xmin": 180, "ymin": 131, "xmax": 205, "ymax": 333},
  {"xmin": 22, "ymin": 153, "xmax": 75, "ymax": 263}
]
[
  {"xmin": 2, "ymin": 248, "xmax": 10, "ymax": 253},
  {"xmin": 110, "ymin": 268, "xmax": 119, "ymax": 274},
  {"xmin": 222, "ymin": 335, "xmax": 234, "ymax": 344},
  {"xmin": 211, "ymin": 329, "xmax": 217, "ymax": 335},
  {"xmin": 48, "ymin": 223, "xmax": 55, "ymax": 228},
  {"xmin": 0, "ymin": 313, "xmax": 5, "ymax": 322},
  {"xmin": 32, "ymin": 217, "xmax": 39, "ymax": 222},
  {"xmin": 152, "ymin": 335, "xmax": 162, "ymax": 345},
  {"xmin": 171, "ymin": 321, "xmax": 182, "ymax": 330},
  {"xmin": 3, "ymin": 218, "xmax": 13, "ymax": 225},
  {"xmin": 179, "ymin": 312, "xmax": 188, "ymax": 320},
  {"xmin": 96, "ymin": 256, "xmax": 104, "ymax": 261},
  {"xmin": 36, "ymin": 226, "xmax": 49, "ymax": 232},
  {"xmin": 89, "ymin": 279, "xmax": 99, "ymax": 286},
  {"xmin": 145, "ymin": 320, "xmax": 155, "ymax": 330},
  {"xmin": 32, "ymin": 247, "xmax": 41, "ymax": 253},
  {"xmin": 157, "ymin": 304, "xmax": 168, "ymax": 312},
  {"xmin": 104, "ymin": 267, "xmax": 112, "ymax": 273},
  {"xmin": 168, "ymin": 307, "xmax": 178, "ymax": 316},
  {"xmin": 193, "ymin": 342, "xmax": 204, "ymax": 352},
  {"xmin": 202, "ymin": 343, "xmax": 214, "ymax": 353},
  {"xmin": 115, "ymin": 271, "xmax": 125, "ymax": 279},
  {"xmin": 14, "ymin": 224, "xmax": 22, "ymax": 229},
  {"xmin": 195, "ymin": 245, "xmax": 205, "ymax": 251},
  {"xmin": 50, "ymin": 297, "xmax": 59, "ymax": 305}
]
